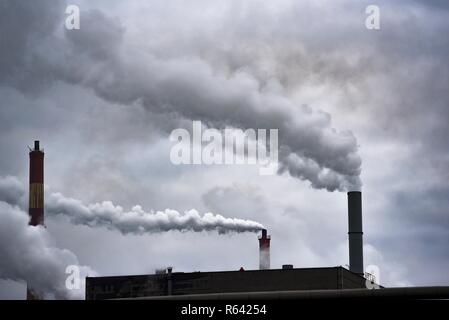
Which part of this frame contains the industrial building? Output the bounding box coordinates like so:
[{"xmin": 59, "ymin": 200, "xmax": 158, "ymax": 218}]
[{"xmin": 86, "ymin": 266, "xmax": 367, "ymax": 300}]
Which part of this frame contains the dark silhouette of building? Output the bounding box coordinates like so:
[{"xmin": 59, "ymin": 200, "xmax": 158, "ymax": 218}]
[{"xmin": 86, "ymin": 266, "xmax": 367, "ymax": 300}]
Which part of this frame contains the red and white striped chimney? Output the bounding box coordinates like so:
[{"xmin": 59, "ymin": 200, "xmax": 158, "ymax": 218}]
[
  {"xmin": 27, "ymin": 140, "xmax": 44, "ymax": 300},
  {"xmin": 29, "ymin": 141, "xmax": 44, "ymax": 226},
  {"xmin": 258, "ymin": 229, "xmax": 271, "ymax": 270}
]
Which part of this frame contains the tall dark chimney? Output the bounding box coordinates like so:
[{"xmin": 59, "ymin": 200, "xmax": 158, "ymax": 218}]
[{"xmin": 348, "ymin": 191, "xmax": 364, "ymax": 275}]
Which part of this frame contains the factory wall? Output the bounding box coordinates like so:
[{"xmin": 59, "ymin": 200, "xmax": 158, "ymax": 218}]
[{"xmin": 86, "ymin": 267, "xmax": 367, "ymax": 300}]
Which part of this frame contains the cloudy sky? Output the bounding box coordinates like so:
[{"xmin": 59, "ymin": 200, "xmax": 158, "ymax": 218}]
[{"xmin": 1, "ymin": 0, "xmax": 449, "ymax": 299}]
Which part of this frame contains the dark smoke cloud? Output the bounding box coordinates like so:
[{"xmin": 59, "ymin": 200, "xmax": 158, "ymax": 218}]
[
  {"xmin": 0, "ymin": 0, "xmax": 64, "ymax": 93},
  {"xmin": 0, "ymin": 0, "xmax": 361, "ymax": 191}
]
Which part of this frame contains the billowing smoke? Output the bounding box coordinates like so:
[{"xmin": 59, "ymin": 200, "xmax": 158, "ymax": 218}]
[
  {"xmin": 47, "ymin": 193, "xmax": 263, "ymax": 234},
  {"xmin": 0, "ymin": 175, "xmax": 25, "ymax": 207},
  {"xmin": 0, "ymin": 1, "xmax": 362, "ymax": 192},
  {"xmin": 0, "ymin": 176, "xmax": 264, "ymax": 234},
  {"xmin": 0, "ymin": 201, "xmax": 95, "ymax": 299}
]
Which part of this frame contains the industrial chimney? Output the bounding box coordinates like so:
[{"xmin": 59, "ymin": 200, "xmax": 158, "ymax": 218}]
[
  {"xmin": 27, "ymin": 140, "xmax": 44, "ymax": 299},
  {"xmin": 258, "ymin": 229, "xmax": 271, "ymax": 270},
  {"xmin": 29, "ymin": 141, "xmax": 44, "ymax": 226},
  {"xmin": 347, "ymin": 191, "xmax": 364, "ymax": 275}
]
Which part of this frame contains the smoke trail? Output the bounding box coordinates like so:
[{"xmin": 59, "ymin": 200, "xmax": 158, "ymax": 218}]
[
  {"xmin": 0, "ymin": 1, "xmax": 362, "ymax": 191},
  {"xmin": 0, "ymin": 176, "xmax": 264, "ymax": 234},
  {"xmin": 0, "ymin": 201, "xmax": 96, "ymax": 299},
  {"xmin": 46, "ymin": 193, "xmax": 264, "ymax": 234}
]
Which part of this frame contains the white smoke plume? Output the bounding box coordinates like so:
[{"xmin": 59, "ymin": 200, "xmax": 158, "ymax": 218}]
[
  {"xmin": 0, "ymin": 176, "xmax": 264, "ymax": 234},
  {"xmin": 0, "ymin": 201, "xmax": 96, "ymax": 299},
  {"xmin": 47, "ymin": 193, "xmax": 264, "ymax": 234},
  {"xmin": 0, "ymin": 1, "xmax": 362, "ymax": 192}
]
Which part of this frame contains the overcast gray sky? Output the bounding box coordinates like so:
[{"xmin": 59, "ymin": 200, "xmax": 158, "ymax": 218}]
[{"xmin": 1, "ymin": 0, "xmax": 449, "ymax": 299}]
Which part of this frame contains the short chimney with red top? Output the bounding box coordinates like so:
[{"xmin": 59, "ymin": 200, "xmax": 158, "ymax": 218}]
[{"xmin": 258, "ymin": 229, "xmax": 271, "ymax": 270}]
